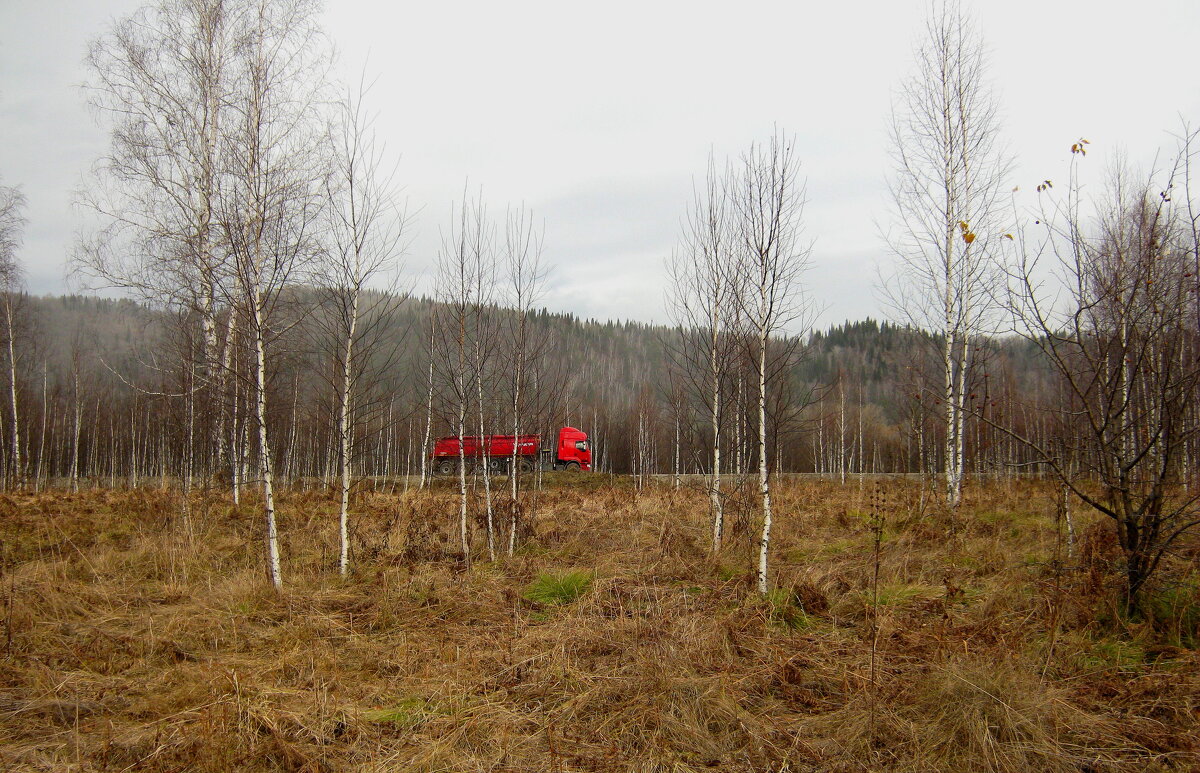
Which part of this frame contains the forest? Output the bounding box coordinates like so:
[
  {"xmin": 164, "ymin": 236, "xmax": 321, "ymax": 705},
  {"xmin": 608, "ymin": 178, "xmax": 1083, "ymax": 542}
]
[{"xmin": 0, "ymin": 294, "xmax": 1053, "ymax": 487}]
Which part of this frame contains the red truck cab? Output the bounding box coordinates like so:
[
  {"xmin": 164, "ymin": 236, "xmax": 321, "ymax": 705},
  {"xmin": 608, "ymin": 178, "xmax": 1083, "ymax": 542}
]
[{"xmin": 556, "ymin": 426, "xmax": 592, "ymax": 471}]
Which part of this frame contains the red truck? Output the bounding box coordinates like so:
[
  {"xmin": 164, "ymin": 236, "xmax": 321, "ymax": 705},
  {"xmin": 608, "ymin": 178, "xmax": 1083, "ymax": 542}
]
[{"xmin": 431, "ymin": 426, "xmax": 592, "ymax": 475}]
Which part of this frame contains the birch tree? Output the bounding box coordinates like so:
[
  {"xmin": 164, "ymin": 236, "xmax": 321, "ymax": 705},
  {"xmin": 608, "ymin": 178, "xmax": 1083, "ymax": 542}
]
[
  {"xmin": 319, "ymin": 80, "xmax": 408, "ymax": 576},
  {"xmin": 729, "ymin": 133, "xmax": 810, "ymax": 594},
  {"xmin": 471, "ymin": 233, "xmax": 500, "ymax": 561},
  {"xmin": 434, "ymin": 192, "xmax": 490, "ymax": 563},
  {"xmin": 883, "ymin": 1, "xmax": 1009, "ymax": 508},
  {"xmin": 67, "ymin": 328, "xmax": 89, "ymax": 492},
  {"xmin": 418, "ymin": 307, "xmax": 436, "ymax": 488},
  {"xmin": 81, "ymin": 0, "xmax": 237, "ymax": 484},
  {"xmin": 503, "ymin": 206, "xmax": 547, "ymax": 555},
  {"xmin": 667, "ymin": 156, "xmax": 737, "ymax": 552},
  {"xmin": 220, "ymin": 0, "xmax": 331, "ymax": 589},
  {"xmin": 0, "ymin": 183, "xmax": 26, "ymax": 486}
]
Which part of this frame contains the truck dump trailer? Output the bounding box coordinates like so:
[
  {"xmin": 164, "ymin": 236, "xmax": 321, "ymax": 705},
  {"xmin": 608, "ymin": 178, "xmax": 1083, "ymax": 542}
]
[{"xmin": 431, "ymin": 426, "xmax": 591, "ymax": 474}]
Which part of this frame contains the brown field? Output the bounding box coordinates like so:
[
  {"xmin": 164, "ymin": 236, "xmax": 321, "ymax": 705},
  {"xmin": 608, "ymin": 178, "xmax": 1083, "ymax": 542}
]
[{"xmin": 0, "ymin": 477, "xmax": 1197, "ymax": 772}]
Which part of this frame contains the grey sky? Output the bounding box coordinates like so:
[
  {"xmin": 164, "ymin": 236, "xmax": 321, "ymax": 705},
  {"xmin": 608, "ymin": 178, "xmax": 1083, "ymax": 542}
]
[{"xmin": 2, "ymin": 0, "xmax": 1198, "ymax": 329}]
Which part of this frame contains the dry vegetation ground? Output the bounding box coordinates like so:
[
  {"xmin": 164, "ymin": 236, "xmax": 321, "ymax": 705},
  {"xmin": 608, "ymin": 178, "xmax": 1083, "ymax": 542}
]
[{"xmin": 0, "ymin": 477, "xmax": 1197, "ymax": 772}]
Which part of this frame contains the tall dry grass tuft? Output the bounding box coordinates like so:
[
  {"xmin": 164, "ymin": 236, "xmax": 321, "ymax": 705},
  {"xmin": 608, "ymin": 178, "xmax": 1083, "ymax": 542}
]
[{"xmin": 0, "ymin": 477, "xmax": 1195, "ymax": 771}]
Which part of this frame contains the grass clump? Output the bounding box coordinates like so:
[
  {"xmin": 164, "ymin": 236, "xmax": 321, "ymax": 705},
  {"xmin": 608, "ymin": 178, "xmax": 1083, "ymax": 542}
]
[
  {"xmin": 1144, "ymin": 579, "xmax": 1200, "ymax": 648},
  {"xmin": 1090, "ymin": 638, "xmax": 1147, "ymax": 669},
  {"xmin": 362, "ymin": 697, "xmax": 437, "ymax": 728},
  {"xmin": 765, "ymin": 588, "xmax": 814, "ymax": 630},
  {"xmin": 523, "ymin": 569, "xmax": 593, "ymax": 606},
  {"xmin": 869, "ymin": 582, "xmax": 940, "ymax": 607}
]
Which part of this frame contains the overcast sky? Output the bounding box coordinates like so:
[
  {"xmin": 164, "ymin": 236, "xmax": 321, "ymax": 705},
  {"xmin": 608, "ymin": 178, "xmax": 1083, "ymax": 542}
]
[{"xmin": 2, "ymin": 0, "xmax": 1199, "ymax": 329}]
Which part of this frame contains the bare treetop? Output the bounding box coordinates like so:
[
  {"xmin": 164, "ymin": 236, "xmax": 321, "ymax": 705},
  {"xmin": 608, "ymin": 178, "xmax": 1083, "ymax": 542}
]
[{"xmin": 0, "ymin": 182, "xmax": 26, "ymax": 286}]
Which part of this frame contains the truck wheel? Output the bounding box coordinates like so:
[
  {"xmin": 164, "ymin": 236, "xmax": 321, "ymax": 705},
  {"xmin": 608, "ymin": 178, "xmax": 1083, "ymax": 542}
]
[
  {"xmin": 517, "ymin": 458, "xmax": 534, "ymax": 473},
  {"xmin": 435, "ymin": 459, "xmax": 456, "ymax": 476},
  {"xmin": 564, "ymin": 461, "xmax": 581, "ymax": 473}
]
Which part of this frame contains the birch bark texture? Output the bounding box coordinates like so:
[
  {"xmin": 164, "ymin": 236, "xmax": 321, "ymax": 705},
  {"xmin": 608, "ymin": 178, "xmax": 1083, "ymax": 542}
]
[{"xmin": 883, "ymin": 1, "xmax": 1009, "ymax": 508}]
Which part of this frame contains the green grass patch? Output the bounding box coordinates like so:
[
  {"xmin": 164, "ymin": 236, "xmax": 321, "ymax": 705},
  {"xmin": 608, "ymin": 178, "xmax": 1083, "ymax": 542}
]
[
  {"xmin": 864, "ymin": 582, "xmax": 941, "ymax": 607},
  {"xmin": 765, "ymin": 588, "xmax": 815, "ymax": 630},
  {"xmin": 513, "ymin": 540, "xmax": 549, "ymax": 558},
  {"xmin": 1019, "ymin": 551, "xmax": 1049, "ymax": 568},
  {"xmin": 947, "ymin": 552, "xmax": 982, "ymax": 570},
  {"xmin": 1144, "ymin": 580, "xmax": 1200, "ymax": 648},
  {"xmin": 716, "ymin": 565, "xmax": 742, "ymax": 583},
  {"xmin": 361, "ymin": 697, "xmax": 439, "ymax": 728},
  {"xmin": 523, "ymin": 570, "xmax": 593, "ymax": 606},
  {"xmin": 1072, "ymin": 637, "xmax": 1147, "ymax": 671},
  {"xmin": 977, "ymin": 509, "xmax": 1044, "ymax": 526},
  {"xmin": 785, "ymin": 538, "xmax": 857, "ymax": 562}
]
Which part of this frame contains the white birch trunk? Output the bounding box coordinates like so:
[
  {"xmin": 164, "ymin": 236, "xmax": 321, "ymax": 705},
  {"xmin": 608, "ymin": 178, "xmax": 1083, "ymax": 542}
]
[
  {"xmin": 419, "ymin": 329, "xmax": 434, "ymax": 489},
  {"xmin": 710, "ymin": 336, "xmax": 723, "ymax": 551},
  {"xmin": 284, "ymin": 375, "xmax": 298, "ymax": 486},
  {"xmin": 184, "ymin": 358, "xmax": 195, "ymax": 495},
  {"xmin": 952, "ymin": 336, "xmax": 970, "ymax": 501},
  {"xmin": 231, "ymin": 372, "xmax": 241, "ymax": 505},
  {"xmin": 755, "ymin": 327, "xmax": 773, "ymax": 594},
  {"xmin": 70, "ymin": 368, "xmax": 81, "ymax": 492},
  {"xmin": 474, "ymin": 331, "xmax": 496, "ymax": 562},
  {"xmin": 456, "ymin": 387, "xmax": 469, "ymax": 560},
  {"xmin": 508, "ymin": 318, "xmax": 524, "ymax": 557},
  {"xmin": 673, "ymin": 418, "xmax": 681, "ymax": 489},
  {"xmin": 838, "ymin": 380, "xmax": 847, "ymax": 484},
  {"xmin": 4, "ymin": 301, "xmax": 19, "ymax": 486},
  {"xmin": 337, "ymin": 288, "xmax": 359, "ymax": 577},
  {"xmin": 35, "ymin": 363, "xmax": 46, "ymax": 492},
  {"xmin": 252, "ymin": 293, "xmax": 282, "ymax": 590}
]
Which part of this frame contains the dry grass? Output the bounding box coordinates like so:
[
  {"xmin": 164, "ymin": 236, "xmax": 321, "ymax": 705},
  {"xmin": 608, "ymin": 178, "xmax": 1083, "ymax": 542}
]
[{"xmin": 0, "ymin": 477, "xmax": 1197, "ymax": 772}]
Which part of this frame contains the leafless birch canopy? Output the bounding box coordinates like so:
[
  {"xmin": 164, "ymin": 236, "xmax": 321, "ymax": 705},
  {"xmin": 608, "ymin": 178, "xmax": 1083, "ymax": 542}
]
[{"xmin": 883, "ymin": 1, "xmax": 1010, "ymax": 507}]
